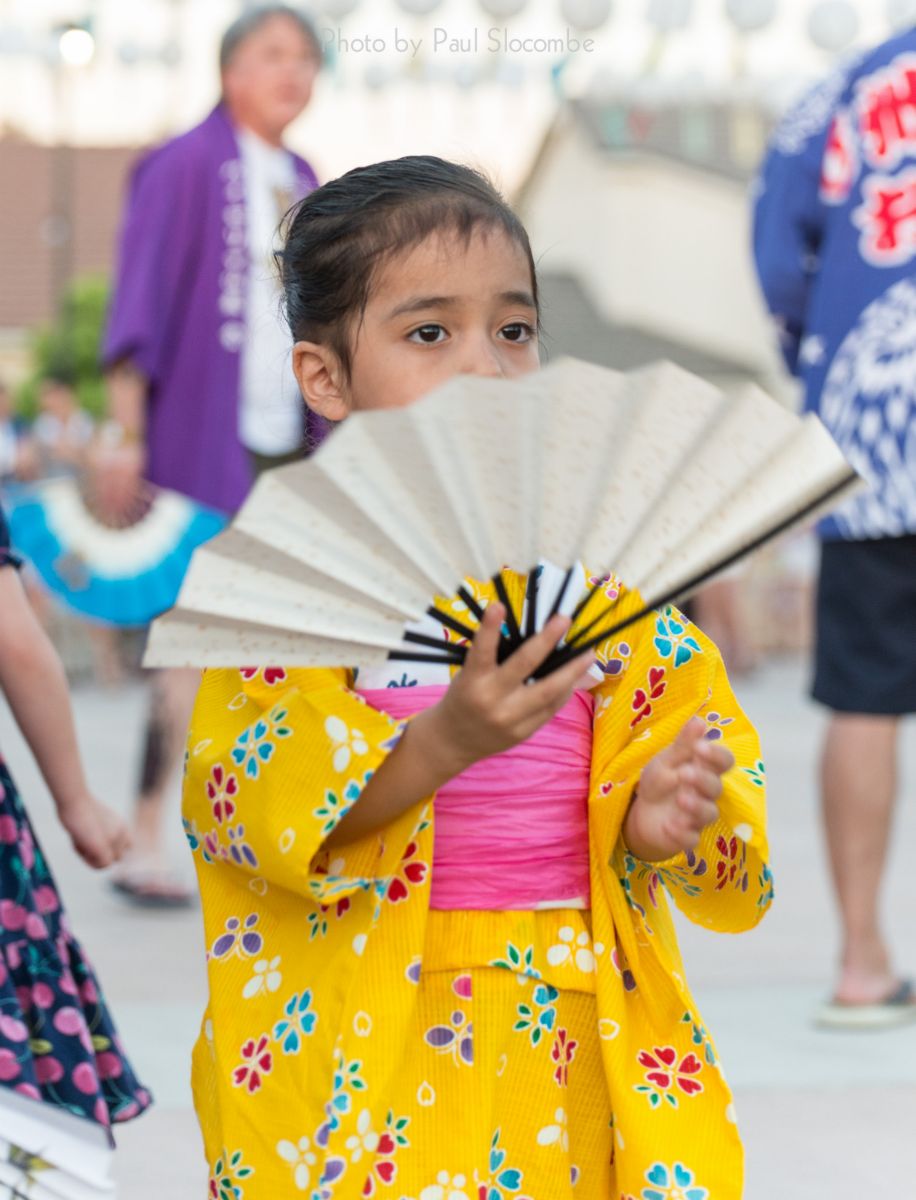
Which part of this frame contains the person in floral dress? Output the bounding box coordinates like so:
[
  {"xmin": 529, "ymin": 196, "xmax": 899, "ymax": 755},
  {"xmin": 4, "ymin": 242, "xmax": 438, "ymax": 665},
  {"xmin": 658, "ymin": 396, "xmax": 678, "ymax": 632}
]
[
  {"xmin": 0, "ymin": 501, "xmax": 151, "ymax": 1128},
  {"xmin": 184, "ymin": 157, "xmax": 773, "ymax": 1199}
]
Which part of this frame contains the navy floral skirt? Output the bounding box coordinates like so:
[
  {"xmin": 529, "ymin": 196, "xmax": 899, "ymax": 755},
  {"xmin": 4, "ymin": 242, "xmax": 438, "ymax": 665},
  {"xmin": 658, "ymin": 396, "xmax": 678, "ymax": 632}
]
[{"xmin": 0, "ymin": 753, "xmax": 152, "ymax": 1127}]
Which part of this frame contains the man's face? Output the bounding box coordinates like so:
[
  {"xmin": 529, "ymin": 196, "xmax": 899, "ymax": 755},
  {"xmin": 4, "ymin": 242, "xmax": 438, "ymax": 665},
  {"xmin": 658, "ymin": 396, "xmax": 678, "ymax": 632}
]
[{"xmin": 222, "ymin": 15, "xmax": 320, "ymax": 139}]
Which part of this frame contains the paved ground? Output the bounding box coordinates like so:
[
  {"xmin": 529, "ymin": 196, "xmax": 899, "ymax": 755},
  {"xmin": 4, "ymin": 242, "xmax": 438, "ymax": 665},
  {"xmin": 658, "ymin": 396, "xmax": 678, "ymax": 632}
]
[{"xmin": 1, "ymin": 658, "xmax": 914, "ymax": 1198}]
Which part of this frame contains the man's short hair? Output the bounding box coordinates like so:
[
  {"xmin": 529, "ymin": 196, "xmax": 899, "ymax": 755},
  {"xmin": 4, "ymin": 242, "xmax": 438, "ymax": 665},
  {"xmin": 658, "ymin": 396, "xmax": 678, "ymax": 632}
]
[{"xmin": 219, "ymin": 5, "xmax": 323, "ymax": 70}]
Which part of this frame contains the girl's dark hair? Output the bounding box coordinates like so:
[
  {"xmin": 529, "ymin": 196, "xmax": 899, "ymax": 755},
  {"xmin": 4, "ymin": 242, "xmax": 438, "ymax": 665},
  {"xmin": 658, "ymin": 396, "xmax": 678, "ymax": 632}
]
[{"xmin": 277, "ymin": 155, "xmax": 539, "ymax": 380}]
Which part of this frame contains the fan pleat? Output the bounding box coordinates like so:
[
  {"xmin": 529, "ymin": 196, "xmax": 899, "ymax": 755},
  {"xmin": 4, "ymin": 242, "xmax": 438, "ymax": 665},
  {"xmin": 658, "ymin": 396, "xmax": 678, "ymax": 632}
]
[
  {"xmin": 645, "ymin": 415, "xmax": 859, "ymax": 602},
  {"xmin": 581, "ymin": 362, "xmax": 724, "ymax": 571},
  {"xmin": 611, "ymin": 384, "xmax": 798, "ymax": 591},
  {"xmin": 145, "ymin": 609, "xmax": 395, "ymax": 669},
  {"xmin": 234, "ymin": 469, "xmax": 433, "ymax": 614},
  {"xmin": 177, "ymin": 545, "xmax": 407, "ymax": 646},
  {"xmin": 311, "ymin": 414, "xmax": 462, "ymax": 594},
  {"xmin": 534, "ymin": 360, "xmax": 629, "ymax": 566},
  {"xmin": 411, "ymin": 379, "xmax": 519, "ymax": 580},
  {"xmin": 425, "ymin": 380, "xmax": 541, "ymax": 575},
  {"xmin": 361, "ymin": 382, "xmax": 490, "ymax": 584}
]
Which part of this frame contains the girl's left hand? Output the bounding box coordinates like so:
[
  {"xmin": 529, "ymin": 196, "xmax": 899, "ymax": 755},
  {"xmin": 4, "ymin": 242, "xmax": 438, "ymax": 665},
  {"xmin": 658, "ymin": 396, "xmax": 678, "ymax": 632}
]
[
  {"xmin": 57, "ymin": 792, "xmax": 133, "ymax": 870},
  {"xmin": 622, "ymin": 717, "xmax": 734, "ymax": 863}
]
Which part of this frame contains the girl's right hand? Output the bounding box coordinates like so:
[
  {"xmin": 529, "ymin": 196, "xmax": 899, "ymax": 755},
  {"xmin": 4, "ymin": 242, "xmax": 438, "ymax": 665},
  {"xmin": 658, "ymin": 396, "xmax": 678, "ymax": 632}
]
[
  {"xmin": 57, "ymin": 792, "xmax": 133, "ymax": 870},
  {"xmin": 420, "ymin": 603, "xmax": 597, "ymax": 777}
]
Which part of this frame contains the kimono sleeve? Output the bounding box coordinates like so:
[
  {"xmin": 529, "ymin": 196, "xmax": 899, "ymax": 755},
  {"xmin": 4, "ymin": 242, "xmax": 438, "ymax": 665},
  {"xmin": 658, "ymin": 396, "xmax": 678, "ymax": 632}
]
[
  {"xmin": 752, "ymin": 92, "xmax": 836, "ymax": 375},
  {"xmin": 590, "ymin": 594, "xmax": 773, "ymax": 936},
  {"xmin": 182, "ymin": 666, "xmax": 426, "ymax": 904},
  {"xmin": 102, "ymin": 142, "xmax": 204, "ymax": 384}
]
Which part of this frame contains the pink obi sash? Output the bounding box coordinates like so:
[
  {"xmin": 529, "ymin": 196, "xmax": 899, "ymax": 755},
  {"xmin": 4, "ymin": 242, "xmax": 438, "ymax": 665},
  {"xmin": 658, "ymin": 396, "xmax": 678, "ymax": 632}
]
[{"xmin": 357, "ymin": 685, "xmax": 594, "ymax": 910}]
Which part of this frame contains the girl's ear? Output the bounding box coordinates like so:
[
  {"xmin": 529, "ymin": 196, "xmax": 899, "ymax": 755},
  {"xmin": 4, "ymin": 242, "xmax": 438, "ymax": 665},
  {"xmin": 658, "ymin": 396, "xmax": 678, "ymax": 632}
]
[{"xmin": 293, "ymin": 342, "xmax": 351, "ymax": 423}]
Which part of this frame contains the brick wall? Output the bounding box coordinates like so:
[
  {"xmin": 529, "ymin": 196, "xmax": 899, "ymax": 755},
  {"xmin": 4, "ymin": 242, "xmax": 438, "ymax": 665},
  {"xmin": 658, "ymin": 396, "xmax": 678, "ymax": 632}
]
[{"xmin": 0, "ymin": 138, "xmax": 141, "ymax": 330}]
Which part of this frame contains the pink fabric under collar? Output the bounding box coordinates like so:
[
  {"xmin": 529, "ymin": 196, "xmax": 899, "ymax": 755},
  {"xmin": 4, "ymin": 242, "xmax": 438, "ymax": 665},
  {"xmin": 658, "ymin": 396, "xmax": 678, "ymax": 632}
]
[{"xmin": 357, "ymin": 684, "xmax": 594, "ymax": 910}]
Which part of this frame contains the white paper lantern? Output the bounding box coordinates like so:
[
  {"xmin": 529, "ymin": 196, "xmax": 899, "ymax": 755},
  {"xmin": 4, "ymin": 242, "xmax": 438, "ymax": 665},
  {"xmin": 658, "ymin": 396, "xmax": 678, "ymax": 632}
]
[
  {"xmin": 886, "ymin": 0, "xmax": 916, "ymax": 29},
  {"xmin": 58, "ymin": 26, "xmax": 95, "ymax": 67},
  {"xmin": 478, "ymin": 0, "xmax": 530, "ymax": 18},
  {"xmin": 322, "ymin": 0, "xmax": 361, "ymax": 18},
  {"xmin": 396, "ymin": 0, "xmax": 446, "ymax": 14},
  {"xmin": 725, "ymin": 0, "xmax": 778, "ymax": 33},
  {"xmin": 646, "ymin": 0, "xmax": 694, "ymax": 32},
  {"xmin": 560, "ymin": 0, "xmax": 613, "ymax": 31},
  {"xmin": 807, "ymin": 0, "xmax": 860, "ymax": 51}
]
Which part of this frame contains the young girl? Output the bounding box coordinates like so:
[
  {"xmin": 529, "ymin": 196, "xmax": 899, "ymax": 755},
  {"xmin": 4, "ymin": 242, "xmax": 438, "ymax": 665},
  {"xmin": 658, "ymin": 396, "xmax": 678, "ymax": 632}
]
[
  {"xmin": 183, "ymin": 157, "xmax": 773, "ymax": 1200},
  {"xmin": 0, "ymin": 502, "xmax": 151, "ymax": 1129}
]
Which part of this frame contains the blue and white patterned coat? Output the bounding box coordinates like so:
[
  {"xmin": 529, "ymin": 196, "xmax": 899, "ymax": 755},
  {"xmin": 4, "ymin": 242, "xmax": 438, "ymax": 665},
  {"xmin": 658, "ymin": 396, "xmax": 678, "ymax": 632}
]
[{"xmin": 753, "ymin": 28, "xmax": 916, "ymax": 540}]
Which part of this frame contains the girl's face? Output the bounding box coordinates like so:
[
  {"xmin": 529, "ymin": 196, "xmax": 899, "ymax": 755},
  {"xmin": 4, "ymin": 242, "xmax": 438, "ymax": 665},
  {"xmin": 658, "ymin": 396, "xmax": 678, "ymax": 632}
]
[{"xmin": 294, "ymin": 226, "xmax": 540, "ymax": 420}]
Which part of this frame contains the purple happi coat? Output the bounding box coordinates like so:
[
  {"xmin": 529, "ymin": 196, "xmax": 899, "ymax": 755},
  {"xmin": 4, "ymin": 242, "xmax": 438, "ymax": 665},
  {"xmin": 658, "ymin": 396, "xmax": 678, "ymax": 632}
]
[{"xmin": 103, "ymin": 104, "xmax": 320, "ymax": 514}]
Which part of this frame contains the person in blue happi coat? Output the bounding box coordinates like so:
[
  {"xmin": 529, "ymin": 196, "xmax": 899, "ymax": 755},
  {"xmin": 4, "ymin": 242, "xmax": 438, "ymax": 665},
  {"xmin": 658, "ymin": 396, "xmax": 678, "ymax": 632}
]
[{"xmin": 754, "ymin": 26, "xmax": 916, "ymax": 1029}]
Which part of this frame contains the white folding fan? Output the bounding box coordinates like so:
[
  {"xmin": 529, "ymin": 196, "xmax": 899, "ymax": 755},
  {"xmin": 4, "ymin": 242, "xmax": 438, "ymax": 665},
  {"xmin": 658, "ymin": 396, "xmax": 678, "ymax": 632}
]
[
  {"xmin": 144, "ymin": 358, "xmax": 861, "ymax": 673},
  {"xmin": 0, "ymin": 1086, "xmax": 115, "ymax": 1200}
]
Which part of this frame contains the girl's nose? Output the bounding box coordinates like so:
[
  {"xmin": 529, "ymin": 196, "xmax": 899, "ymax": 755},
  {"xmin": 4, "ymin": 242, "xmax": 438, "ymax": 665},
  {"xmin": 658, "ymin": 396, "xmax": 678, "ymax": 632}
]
[{"xmin": 462, "ymin": 337, "xmax": 505, "ymax": 378}]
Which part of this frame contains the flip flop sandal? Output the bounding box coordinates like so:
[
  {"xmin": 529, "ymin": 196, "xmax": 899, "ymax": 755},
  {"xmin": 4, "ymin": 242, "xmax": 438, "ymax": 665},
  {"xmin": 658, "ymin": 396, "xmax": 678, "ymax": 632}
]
[
  {"xmin": 815, "ymin": 979, "xmax": 916, "ymax": 1031},
  {"xmin": 109, "ymin": 870, "xmax": 195, "ymax": 909}
]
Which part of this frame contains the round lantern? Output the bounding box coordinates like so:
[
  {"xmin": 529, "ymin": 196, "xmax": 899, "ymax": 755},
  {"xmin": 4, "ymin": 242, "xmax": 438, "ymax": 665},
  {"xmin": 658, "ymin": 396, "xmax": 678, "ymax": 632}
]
[
  {"xmin": 396, "ymin": 0, "xmax": 446, "ymax": 14},
  {"xmin": 724, "ymin": 0, "xmax": 778, "ymax": 33},
  {"xmin": 807, "ymin": 0, "xmax": 860, "ymax": 52},
  {"xmin": 321, "ymin": 0, "xmax": 361, "ymax": 19},
  {"xmin": 886, "ymin": 0, "xmax": 916, "ymax": 29},
  {"xmin": 646, "ymin": 0, "xmax": 694, "ymax": 32},
  {"xmin": 477, "ymin": 0, "xmax": 530, "ymax": 18},
  {"xmin": 560, "ymin": 0, "xmax": 613, "ymax": 32}
]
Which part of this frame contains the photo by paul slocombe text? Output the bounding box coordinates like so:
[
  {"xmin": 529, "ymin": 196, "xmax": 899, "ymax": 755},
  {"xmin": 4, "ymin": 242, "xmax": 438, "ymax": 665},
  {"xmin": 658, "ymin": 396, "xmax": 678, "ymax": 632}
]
[{"xmin": 321, "ymin": 26, "xmax": 598, "ymax": 58}]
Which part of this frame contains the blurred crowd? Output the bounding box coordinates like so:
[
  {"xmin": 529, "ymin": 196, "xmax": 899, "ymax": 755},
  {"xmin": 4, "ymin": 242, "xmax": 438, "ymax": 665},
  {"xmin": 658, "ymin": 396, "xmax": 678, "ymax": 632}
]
[
  {"xmin": 0, "ymin": 375, "xmax": 128, "ymax": 686},
  {"xmin": 0, "ymin": 375, "xmax": 93, "ymax": 487}
]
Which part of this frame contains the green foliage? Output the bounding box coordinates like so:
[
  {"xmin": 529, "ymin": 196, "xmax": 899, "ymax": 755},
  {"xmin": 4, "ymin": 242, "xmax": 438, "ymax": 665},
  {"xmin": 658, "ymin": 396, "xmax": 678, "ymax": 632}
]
[{"xmin": 16, "ymin": 276, "xmax": 109, "ymax": 421}]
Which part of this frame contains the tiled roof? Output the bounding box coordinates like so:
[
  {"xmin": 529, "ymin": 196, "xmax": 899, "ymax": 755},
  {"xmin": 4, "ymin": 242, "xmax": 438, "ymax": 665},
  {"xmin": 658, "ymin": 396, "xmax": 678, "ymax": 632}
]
[{"xmin": 571, "ymin": 98, "xmax": 776, "ymax": 182}]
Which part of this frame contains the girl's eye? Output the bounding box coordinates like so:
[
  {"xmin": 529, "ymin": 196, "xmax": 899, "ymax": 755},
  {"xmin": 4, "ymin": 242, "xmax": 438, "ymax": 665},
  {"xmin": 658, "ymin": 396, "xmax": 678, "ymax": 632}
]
[
  {"xmin": 408, "ymin": 324, "xmax": 447, "ymax": 344},
  {"xmin": 500, "ymin": 322, "xmax": 535, "ymax": 343}
]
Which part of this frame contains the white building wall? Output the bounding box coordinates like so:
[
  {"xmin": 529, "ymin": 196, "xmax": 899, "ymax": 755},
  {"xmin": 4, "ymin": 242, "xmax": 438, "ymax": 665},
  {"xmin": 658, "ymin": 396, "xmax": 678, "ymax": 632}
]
[{"xmin": 519, "ymin": 111, "xmax": 786, "ymax": 381}]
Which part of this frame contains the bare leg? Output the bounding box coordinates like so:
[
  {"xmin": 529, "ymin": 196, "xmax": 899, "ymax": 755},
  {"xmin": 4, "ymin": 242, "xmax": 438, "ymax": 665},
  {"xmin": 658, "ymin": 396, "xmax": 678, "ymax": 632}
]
[
  {"xmin": 692, "ymin": 577, "xmax": 758, "ymax": 675},
  {"xmin": 112, "ymin": 667, "xmax": 200, "ymax": 903},
  {"xmin": 86, "ymin": 623, "xmax": 124, "ymax": 688},
  {"xmin": 821, "ymin": 713, "xmax": 900, "ymax": 1003}
]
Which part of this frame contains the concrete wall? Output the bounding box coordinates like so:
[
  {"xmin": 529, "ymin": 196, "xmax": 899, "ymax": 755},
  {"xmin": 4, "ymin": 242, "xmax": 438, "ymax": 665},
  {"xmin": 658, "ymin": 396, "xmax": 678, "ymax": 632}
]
[{"xmin": 518, "ymin": 110, "xmax": 787, "ymax": 389}]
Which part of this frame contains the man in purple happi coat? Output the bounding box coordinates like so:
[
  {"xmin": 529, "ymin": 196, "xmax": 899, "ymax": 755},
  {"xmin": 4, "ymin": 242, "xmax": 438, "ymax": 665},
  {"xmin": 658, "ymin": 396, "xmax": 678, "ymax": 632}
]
[{"xmin": 99, "ymin": 5, "xmax": 324, "ymax": 903}]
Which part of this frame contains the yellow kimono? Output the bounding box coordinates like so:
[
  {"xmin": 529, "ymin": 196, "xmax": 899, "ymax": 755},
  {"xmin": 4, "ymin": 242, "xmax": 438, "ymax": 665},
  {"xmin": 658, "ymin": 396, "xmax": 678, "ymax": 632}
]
[{"xmin": 183, "ymin": 580, "xmax": 772, "ymax": 1200}]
